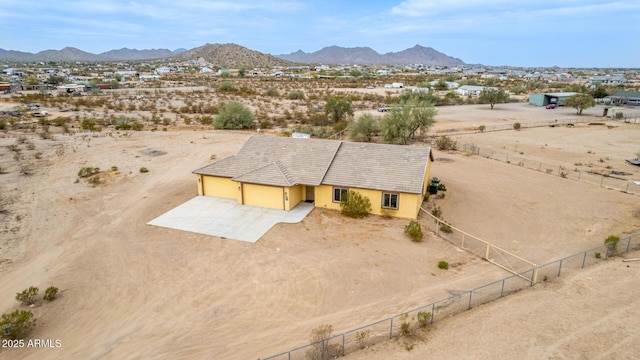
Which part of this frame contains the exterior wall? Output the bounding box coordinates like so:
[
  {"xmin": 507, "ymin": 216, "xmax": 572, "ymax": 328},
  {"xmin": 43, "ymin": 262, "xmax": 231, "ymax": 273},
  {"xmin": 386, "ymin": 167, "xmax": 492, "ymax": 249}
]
[
  {"xmin": 200, "ymin": 175, "xmax": 239, "ymax": 200},
  {"xmin": 528, "ymin": 93, "xmax": 545, "ymax": 106},
  {"xmin": 284, "ymin": 185, "xmax": 304, "ymax": 211},
  {"xmin": 242, "ymin": 183, "xmax": 285, "ymax": 210},
  {"xmin": 315, "ymin": 184, "xmax": 420, "ymax": 219}
]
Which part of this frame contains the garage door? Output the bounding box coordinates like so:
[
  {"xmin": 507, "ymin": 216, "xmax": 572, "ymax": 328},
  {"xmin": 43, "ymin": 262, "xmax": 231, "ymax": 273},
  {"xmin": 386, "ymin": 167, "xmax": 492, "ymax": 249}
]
[
  {"xmin": 242, "ymin": 184, "xmax": 284, "ymax": 210},
  {"xmin": 202, "ymin": 176, "xmax": 237, "ymax": 199}
]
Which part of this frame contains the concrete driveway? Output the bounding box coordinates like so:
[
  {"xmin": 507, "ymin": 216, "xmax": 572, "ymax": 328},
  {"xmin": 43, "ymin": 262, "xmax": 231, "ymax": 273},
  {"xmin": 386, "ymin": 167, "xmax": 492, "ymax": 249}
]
[{"xmin": 147, "ymin": 196, "xmax": 314, "ymax": 243}]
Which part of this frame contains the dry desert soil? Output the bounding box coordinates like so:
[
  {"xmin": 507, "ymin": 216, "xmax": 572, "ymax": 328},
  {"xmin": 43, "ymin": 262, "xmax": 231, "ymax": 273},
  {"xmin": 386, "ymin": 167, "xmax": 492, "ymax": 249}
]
[{"xmin": 0, "ymin": 102, "xmax": 639, "ymax": 359}]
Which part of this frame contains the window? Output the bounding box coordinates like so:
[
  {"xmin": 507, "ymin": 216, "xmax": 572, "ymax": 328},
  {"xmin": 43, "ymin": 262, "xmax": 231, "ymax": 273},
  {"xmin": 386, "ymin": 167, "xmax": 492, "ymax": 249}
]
[
  {"xmin": 382, "ymin": 193, "xmax": 399, "ymax": 209},
  {"xmin": 333, "ymin": 187, "xmax": 348, "ymax": 203}
]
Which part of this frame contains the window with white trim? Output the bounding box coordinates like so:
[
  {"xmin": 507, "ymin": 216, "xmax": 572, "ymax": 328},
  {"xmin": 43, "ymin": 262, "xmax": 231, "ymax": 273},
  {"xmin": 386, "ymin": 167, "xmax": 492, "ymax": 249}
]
[
  {"xmin": 382, "ymin": 193, "xmax": 399, "ymax": 209},
  {"xmin": 333, "ymin": 187, "xmax": 348, "ymax": 203}
]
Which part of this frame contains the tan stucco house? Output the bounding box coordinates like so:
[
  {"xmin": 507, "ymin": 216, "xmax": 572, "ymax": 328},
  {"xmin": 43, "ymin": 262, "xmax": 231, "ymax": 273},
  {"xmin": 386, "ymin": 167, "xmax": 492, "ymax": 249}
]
[{"xmin": 193, "ymin": 136, "xmax": 434, "ymax": 219}]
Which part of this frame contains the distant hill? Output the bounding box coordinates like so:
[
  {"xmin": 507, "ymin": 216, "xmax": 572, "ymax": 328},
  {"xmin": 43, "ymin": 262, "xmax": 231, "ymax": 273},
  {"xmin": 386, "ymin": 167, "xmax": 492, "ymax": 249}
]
[
  {"xmin": 173, "ymin": 48, "xmax": 187, "ymax": 53},
  {"xmin": 174, "ymin": 43, "xmax": 290, "ymax": 68},
  {"xmin": 0, "ymin": 47, "xmax": 174, "ymax": 62},
  {"xmin": 99, "ymin": 48, "xmax": 174, "ymax": 61},
  {"xmin": 277, "ymin": 45, "xmax": 465, "ymax": 66}
]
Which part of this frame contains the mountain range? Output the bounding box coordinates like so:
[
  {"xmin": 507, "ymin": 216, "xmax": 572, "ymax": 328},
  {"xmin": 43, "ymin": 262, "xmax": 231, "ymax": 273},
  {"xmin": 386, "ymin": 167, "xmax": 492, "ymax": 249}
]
[
  {"xmin": 0, "ymin": 44, "xmax": 465, "ymax": 67},
  {"xmin": 276, "ymin": 45, "xmax": 465, "ymax": 66}
]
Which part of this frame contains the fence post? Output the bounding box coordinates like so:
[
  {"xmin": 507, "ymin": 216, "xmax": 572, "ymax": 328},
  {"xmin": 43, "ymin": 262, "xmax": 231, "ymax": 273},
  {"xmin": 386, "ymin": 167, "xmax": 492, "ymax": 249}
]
[
  {"xmin": 342, "ymin": 334, "xmax": 345, "ymax": 356},
  {"xmin": 600, "ymin": 176, "xmax": 604, "ymax": 188},
  {"xmin": 605, "ymin": 244, "xmax": 609, "ymax": 259},
  {"xmin": 461, "ymin": 233, "xmax": 465, "ymax": 249},
  {"xmin": 578, "ymin": 171, "xmax": 581, "ymax": 181},
  {"xmin": 626, "ymin": 236, "xmax": 631, "ymax": 253},
  {"xmin": 531, "ymin": 267, "xmax": 538, "ymax": 286},
  {"xmin": 485, "ymin": 243, "xmax": 491, "ymax": 260},
  {"xmin": 389, "ymin": 317, "xmax": 393, "ymax": 339},
  {"xmin": 500, "ymin": 278, "xmax": 505, "ymax": 297},
  {"xmin": 626, "ymin": 182, "xmax": 630, "ymax": 193},
  {"xmin": 557, "ymin": 259, "xmax": 563, "ymax": 277},
  {"xmin": 582, "ymin": 251, "xmax": 587, "ymax": 268},
  {"xmin": 468, "ymin": 290, "xmax": 473, "ymax": 310},
  {"xmin": 431, "ymin": 303, "xmax": 435, "ymax": 324}
]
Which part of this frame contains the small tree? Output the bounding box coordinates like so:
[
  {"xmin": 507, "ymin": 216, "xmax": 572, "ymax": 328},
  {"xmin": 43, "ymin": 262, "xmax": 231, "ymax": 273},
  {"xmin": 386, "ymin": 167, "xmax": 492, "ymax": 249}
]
[
  {"xmin": 340, "ymin": 191, "xmax": 371, "ymax": 218},
  {"xmin": 404, "ymin": 220, "xmax": 424, "ymax": 242},
  {"xmin": 564, "ymin": 94, "xmax": 595, "ymax": 115},
  {"xmin": 349, "ymin": 113, "xmax": 379, "ymax": 142},
  {"xmin": 479, "ymin": 88, "xmax": 510, "ymax": 109},
  {"xmin": 214, "ymin": 101, "xmax": 255, "ymax": 129},
  {"xmin": 15, "ymin": 286, "xmax": 39, "ymax": 306},
  {"xmin": 513, "ymin": 122, "xmax": 521, "ymax": 130},
  {"xmin": 324, "ymin": 96, "xmax": 353, "ymax": 124},
  {"xmin": 0, "ymin": 310, "xmax": 36, "ymax": 340}
]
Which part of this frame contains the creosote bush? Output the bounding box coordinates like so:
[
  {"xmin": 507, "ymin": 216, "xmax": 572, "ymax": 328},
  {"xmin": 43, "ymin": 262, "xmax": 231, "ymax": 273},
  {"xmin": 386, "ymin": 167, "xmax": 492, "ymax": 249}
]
[
  {"xmin": 417, "ymin": 311, "xmax": 432, "ymax": 328},
  {"xmin": 435, "ymin": 135, "xmax": 457, "ymax": 151},
  {"xmin": 15, "ymin": 286, "xmax": 39, "ymax": 306},
  {"xmin": 0, "ymin": 310, "xmax": 36, "ymax": 340},
  {"xmin": 139, "ymin": 167, "xmax": 149, "ymax": 173},
  {"xmin": 604, "ymin": 235, "xmax": 620, "ymax": 254},
  {"xmin": 404, "ymin": 220, "xmax": 424, "ymax": 242},
  {"xmin": 307, "ymin": 324, "xmax": 341, "ymax": 360},
  {"xmin": 43, "ymin": 286, "xmax": 59, "ymax": 302},
  {"xmin": 340, "ymin": 191, "xmax": 371, "ymax": 218},
  {"xmin": 438, "ymin": 260, "xmax": 449, "ymax": 270},
  {"xmin": 78, "ymin": 167, "xmax": 99, "ymax": 178}
]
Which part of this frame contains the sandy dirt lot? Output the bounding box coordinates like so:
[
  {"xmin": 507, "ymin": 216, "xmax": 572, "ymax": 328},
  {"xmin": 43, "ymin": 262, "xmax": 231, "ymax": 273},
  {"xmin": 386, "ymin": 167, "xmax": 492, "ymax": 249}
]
[{"xmin": 0, "ymin": 101, "xmax": 639, "ymax": 359}]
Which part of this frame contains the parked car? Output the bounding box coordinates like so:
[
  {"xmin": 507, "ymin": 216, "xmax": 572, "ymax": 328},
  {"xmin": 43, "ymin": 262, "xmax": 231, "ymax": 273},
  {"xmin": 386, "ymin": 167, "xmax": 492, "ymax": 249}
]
[{"xmin": 546, "ymin": 104, "xmax": 557, "ymax": 109}]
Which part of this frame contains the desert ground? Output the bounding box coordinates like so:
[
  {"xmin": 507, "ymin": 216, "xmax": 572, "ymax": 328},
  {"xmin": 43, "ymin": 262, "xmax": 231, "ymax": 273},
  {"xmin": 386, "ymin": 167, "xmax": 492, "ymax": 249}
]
[{"xmin": 0, "ymin": 100, "xmax": 639, "ymax": 359}]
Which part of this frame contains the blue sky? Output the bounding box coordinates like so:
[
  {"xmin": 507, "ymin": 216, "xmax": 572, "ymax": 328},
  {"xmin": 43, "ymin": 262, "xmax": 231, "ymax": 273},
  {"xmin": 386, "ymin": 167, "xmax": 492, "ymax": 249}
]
[{"xmin": 1, "ymin": 0, "xmax": 638, "ymax": 67}]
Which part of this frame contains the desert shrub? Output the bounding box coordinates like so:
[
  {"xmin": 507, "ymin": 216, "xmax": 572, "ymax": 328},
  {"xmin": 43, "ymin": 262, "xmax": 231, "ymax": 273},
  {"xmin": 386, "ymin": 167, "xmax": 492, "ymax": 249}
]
[
  {"xmin": 78, "ymin": 167, "xmax": 99, "ymax": 178},
  {"xmin": 431, "ymin": 206, "xmax": 442, "ymax": 219},
  {"xmin": 439, "ymin": 221, "xmax": 453, "ymax": 233},
  {"xmin": 0, "ymin": 310, "xmax": 36, "ymax": 340},
  {"xmin": 404, "ymin": 220, "xmax": 424, "ymax": 242},
  {"xmin": 595, "ymin": 252, "xmax": 601, "ymax": 259},
  {"xmin": 43, "ymin": 286, "xmax": 58, "ymax": 302},
  {"xmin": 604, "ymin": 235, "xmax": 620, "ymax": 254},
  {"xmin": 0, "ymin": 119, "xmax": 5, "ymax": 129},
  {"xmin": 399, "ymin": 314, "xmax": 412, "ymax": 336},
  {"xmin": 131, "ymin": 122, "xmax": 144, "ymax": 131},
  {"xmin": 20, "ymin": 164, "xmax": 34, "ymax": 176},
  {"xmin": 417, "ymin": 311, "xmax": 432, "ymax": 328},
  {"xmin": 478, "ymin": 125, "xmax": 486, "ymax": 133},
  {"xmin": 307, "ymin": 324, "xmax": 341, "ymax": 360},
  {"xmin": 15, "ymin": 286, "xmax": 39, "ymax": 306},
  {"xmin": 355, "ymin": 329, "xmax": 370, "ymax": 349},
  {"xmin": 213, "ymin": 101, "xmax": 255, "ymax": 129},
  {"xmin": 340, "ymin": 190, "xmax": 371, "ymax": 218},
  {"xmin": 513, "ymin": 122, "xmax": 521, "ymax": 130},
  {"xmin": 265, "ymin": 87, "xmax": 279, "ymax": 97},
  {"xmin": 435, "ymin": 136, "xmax": 457, "ymax": 151},
  {"xmin": 218, "ymin": 81, "xmax": 235, "ymax": 92},
  {"xmin": 287, "ymin": 90, "xmax": 305, "ymax": 100},
  {"xmin": 139, "ymin": 167, "xmax": 149, "ymax": 173},
  {"xmin": 438, "ymin": 260, "xmax": 449, "ymax": 270}
]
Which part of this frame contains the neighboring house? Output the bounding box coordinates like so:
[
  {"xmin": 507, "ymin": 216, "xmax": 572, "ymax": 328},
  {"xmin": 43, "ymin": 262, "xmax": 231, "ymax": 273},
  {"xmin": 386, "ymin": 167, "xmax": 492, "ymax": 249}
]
[
  {"xmin": 604, "ymin": 91, "xmax": 640, "ymax": 106},
  {"xmin": 456, "ymin": 85, "xmax": 495, "ymax": 97},
  {"xmin": 155, "ymin": 66, "xmax": 171, "ymax": 74},
  {"xmin": 200, "ymin": 67, "xmax": 214, "ymax": 73},
  {"xmin": 140, "ymin": 75, "xmax": 160, "ymax": 82},
  {"xmin": 429, "ymin": 80, "xmax": 459, "ymax": 89},
  {"xmin": 590, "ymin": 75, "xmax": 628, "ymax": 84},
  {"xmin": 193, "ymin": 136, "xmax": 434, "ymax": 219}
]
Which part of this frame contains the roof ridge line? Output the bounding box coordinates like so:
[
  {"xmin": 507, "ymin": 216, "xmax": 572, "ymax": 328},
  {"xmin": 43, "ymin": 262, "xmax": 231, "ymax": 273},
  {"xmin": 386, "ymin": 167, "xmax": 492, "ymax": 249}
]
[
  {"xmin": 273, "ymin": 160, "xmax": 295, "ymax": 187},
  {"xmin": 318, "ymin": 140, "xmax": 343, "ymax": 185}
]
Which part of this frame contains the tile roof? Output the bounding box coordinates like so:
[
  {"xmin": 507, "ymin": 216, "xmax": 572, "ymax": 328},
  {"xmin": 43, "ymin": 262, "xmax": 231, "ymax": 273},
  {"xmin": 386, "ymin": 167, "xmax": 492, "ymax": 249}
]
[{"xmin": 194, "ymin": 136, "xmax": 432, "ymax": 194}]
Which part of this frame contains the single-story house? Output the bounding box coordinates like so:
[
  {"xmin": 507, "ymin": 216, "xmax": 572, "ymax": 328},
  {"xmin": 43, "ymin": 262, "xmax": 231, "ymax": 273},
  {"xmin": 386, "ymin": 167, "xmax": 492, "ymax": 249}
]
[
  {"xmin": 193, "ymin": 136, "xmax": 434, "ymax": 219},
  {"xmin": 456, "ymin": 85, "xmax": 495, "ymax": 98},
  {"xmin": 604, "ymin": 91, "xmax": 640, "ymax": 106},
  {"xmin": 590, "ymin": 75, "xmax": 627, "ymax": 84}
]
